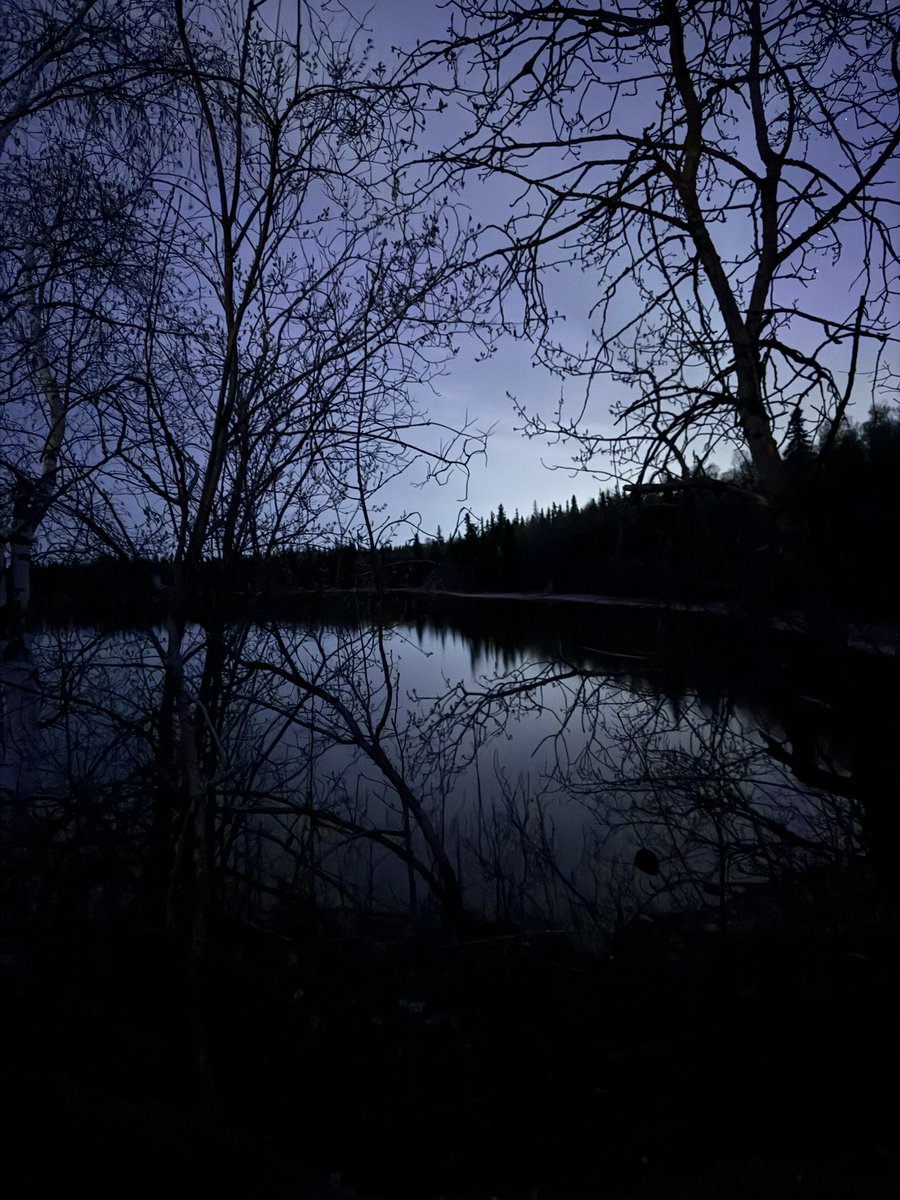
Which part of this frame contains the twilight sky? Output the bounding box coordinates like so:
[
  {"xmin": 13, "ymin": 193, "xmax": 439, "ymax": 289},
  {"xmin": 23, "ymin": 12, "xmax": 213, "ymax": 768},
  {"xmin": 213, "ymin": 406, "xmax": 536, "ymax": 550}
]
[
  {"xmin": 337, "ymin": 0, "xmax": 626, "ymax": 538},
  {"xmin": 329, "ymin": 0, "xmax": 894, "ymax": 542}
]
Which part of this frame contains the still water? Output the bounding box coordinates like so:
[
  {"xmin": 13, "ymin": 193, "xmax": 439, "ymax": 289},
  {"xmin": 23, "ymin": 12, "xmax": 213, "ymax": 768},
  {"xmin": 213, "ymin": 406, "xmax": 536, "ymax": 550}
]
[{"xmin": 19, "ymin": 600, "xmax": 880, "ymax": 935}]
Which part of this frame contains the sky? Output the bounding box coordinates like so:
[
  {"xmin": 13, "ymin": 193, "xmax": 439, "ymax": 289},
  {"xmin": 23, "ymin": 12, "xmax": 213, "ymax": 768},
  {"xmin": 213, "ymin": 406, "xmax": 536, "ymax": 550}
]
[
  {"xmin": 4, "ymin": 0, "xmax": 895, "ymax": 560},
  {"xmin": 333, "ymin": 0, "xmax": 899, "ymax": 543},
  {"xmin": 335, "ymin": 0, "xmax": 628, "ymax": 538}
]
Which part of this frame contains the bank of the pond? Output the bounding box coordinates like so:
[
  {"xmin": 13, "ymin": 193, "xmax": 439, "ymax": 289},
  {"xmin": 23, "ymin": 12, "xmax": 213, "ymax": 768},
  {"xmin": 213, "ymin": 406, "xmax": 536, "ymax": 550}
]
[
  {"xmin": 29, "ymin": 566, "xmax": 900, "ymax": 659},
  {"xmin": 5, "ymin": 858, "xmax": 899, "ymax": 1200},
  {"xmin": 264, "ymin": 586, "xmax": 899, "ymax": 662},
  {"xmin": 395, "ymin": 587, "xmax": 900, "ymax": 656}
]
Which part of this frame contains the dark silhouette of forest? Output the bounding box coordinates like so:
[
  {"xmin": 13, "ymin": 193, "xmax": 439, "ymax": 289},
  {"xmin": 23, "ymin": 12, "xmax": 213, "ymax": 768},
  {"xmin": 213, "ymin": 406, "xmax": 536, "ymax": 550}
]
[
  {"xmin": 420, "ymin": 406, "xmax": 900, "ymax": 615},
  {"xmin": 33, "ymin": 408, "xmax": 900, "ymax": 623}
]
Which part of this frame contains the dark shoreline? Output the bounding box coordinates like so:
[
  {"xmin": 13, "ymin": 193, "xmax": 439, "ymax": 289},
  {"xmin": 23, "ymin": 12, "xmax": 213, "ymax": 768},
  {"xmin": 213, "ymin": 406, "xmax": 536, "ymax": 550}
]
[
  {"xmin": 29, "ymin": 577, "xmax": 900, "ymax": 655},
  {"xmin": 6, "ymin": 861, "xmax": 898, "ymax": 1200}
]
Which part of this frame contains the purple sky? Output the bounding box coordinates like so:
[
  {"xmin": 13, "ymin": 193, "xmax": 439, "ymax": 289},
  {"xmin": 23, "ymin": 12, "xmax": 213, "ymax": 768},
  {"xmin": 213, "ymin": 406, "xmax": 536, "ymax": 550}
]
[
  {"xmin": 335, "ymin": 0, "xmax": 896, "ymax": 541},
  {"xmin": 351, "ymin": 0, "xmax": 628, "ymax": 537}
]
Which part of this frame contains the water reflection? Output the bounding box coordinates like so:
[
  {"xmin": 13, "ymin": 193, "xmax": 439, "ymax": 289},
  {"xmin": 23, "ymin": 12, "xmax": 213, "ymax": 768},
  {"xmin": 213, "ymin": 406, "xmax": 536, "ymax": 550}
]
[{"xmin": 5, "ymin": 605, "xmax": 887, "ymax": 940}]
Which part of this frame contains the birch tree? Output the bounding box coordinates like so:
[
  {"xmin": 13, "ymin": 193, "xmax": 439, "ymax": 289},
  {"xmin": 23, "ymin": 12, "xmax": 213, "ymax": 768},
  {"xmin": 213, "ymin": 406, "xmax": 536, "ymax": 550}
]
[
  {"xmin": 0, "ymin": 0, "xmax": 179, "ymax": 630},
  {"xmin": 124, "ymin": 0, "xmax": 486, "ymax": 942},
  {"xmin": 1, "ymin": 2, "xmax": 489, "ymax": 1105},
  {"xmin": 1, "ymin": 1, "xmax": 488, "ymax": 946}
]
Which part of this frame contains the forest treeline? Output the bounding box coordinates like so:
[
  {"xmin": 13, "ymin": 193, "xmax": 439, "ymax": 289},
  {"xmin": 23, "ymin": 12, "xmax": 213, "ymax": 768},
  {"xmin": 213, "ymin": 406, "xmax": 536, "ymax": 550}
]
[{"xmin": 33, "ymin": 408, "xmax": 900, "ymax": 622}]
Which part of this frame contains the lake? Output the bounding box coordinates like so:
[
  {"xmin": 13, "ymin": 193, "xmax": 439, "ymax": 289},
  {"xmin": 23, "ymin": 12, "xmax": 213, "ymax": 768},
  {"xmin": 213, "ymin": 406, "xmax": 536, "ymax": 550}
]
[{"xmin": 7, "ymin": 596, "xmax": 894, "ymax": 939}]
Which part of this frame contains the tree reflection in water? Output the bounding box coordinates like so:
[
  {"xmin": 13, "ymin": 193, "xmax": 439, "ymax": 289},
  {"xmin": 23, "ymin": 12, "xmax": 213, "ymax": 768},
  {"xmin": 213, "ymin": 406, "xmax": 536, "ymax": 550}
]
[
  {"xmin": 3, "ymin": 610, "xmax": 877, "ymax": 950},
  {"xmin": 412, "ymin": 646, "xmax": 863, "ymax": 939}
]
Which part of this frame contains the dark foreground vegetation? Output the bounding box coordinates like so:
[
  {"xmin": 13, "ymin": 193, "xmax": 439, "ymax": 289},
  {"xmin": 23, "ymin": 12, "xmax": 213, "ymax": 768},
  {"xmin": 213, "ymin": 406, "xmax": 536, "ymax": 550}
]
[{"xmin": 4, "ymin": 849, "xmax": 899, "ymax": 1199}]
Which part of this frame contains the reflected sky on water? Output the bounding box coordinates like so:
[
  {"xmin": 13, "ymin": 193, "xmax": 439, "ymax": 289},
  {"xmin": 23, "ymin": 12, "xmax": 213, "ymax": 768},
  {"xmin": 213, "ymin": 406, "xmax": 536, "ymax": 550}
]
[{"xmin": 21, "ymin": 607, "xmax": 870, "ymax": 933}]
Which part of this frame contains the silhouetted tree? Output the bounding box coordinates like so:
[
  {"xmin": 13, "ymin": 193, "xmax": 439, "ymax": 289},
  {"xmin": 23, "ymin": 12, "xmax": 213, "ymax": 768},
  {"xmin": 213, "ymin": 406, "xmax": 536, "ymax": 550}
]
[
  {"xmin": 413, "ymin": 0, "xmax": 900, "ymax": 511},
  {"xmin": 0, "ymin": 0, "xmax": 180, "ymax": 632}
]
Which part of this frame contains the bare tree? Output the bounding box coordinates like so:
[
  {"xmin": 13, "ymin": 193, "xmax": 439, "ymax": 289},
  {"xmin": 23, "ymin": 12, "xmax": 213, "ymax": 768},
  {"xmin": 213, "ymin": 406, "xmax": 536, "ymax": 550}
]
[
  {"xmin": 412, "ymin": 0, "xmax": 900, "ymax": 508},
  {"xmin": 116, "ymin": 0, "xmax": 489, "ymax": 951},
  {"xmin": 0, "ymin": 0, "xmax": 184, "ymax": 631},
  {"xmin": 1, "ymin": 1, "xmax": 493, "ymax": 1104}
]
